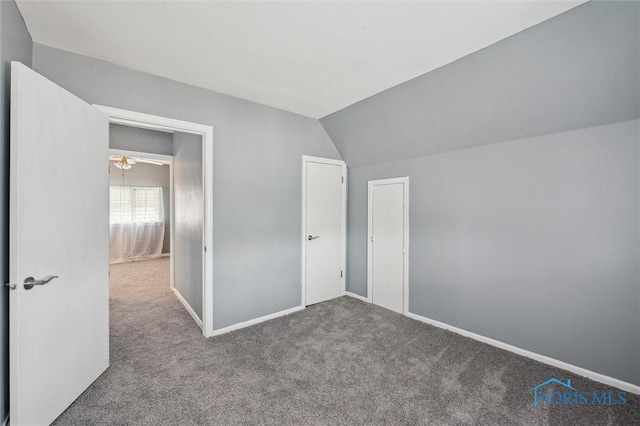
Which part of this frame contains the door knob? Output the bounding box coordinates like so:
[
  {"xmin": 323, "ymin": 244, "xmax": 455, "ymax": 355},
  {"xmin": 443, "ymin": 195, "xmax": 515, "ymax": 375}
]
[
  {"xmin": 307, "ymin": 235, "xmax": 320, "ymax": 241},
  {"xmin": 24, "ymin": 275, "xmax": 58, "ymax": 290}
]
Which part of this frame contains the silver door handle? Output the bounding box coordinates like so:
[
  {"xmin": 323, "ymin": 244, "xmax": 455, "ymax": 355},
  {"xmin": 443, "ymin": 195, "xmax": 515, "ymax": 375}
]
[
  {"xmin": 24, "ymin": 275, "xmax": 58, "ymax": 290},
  {"xmin": 307, "ymin": 235, "xmax": 320, "ymax": 241}
]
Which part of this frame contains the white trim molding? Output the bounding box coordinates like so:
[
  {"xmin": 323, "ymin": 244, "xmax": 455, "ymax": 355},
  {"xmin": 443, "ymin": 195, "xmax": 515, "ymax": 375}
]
[
  {"xmin": 211, "ymin": 305, "xmax": 305, "ymax": 336},
  {"xmin": 345, "ymin": 291, "xmax": 369, "ymax": 303},
  {"xmin": 301, "ymin": 155, "xmax": 347, "ymax": 307},
  {"xmin": 173, "ymin": 288, "xmax": 203, "ymax": 329},
  {"xmin": 367, "ymin": 177, "xmax": 409, "ymax": 313},
  {"xmin": 406, "ymin": 312, "xmax": 640, "ymax": 395},
  {"xmin": 96, "ymin": 105, "xmax": 214, "ymax": 338},
  {"xmin": 109, "ymin": 148, "xmax": 173, "ymax": 164}
]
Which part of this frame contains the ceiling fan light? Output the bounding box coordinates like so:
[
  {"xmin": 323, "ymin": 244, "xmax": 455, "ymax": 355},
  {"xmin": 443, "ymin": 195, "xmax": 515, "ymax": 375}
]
[{"xmin": 114, "ymin": 157, "xmax": 132, "ymax": 170}]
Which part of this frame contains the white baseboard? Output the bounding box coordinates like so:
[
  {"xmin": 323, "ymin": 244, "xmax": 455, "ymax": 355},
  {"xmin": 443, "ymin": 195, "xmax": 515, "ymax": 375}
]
[
  {"xmin": 161, "ymin": 253, "xmax": 171, "ymax": 258},
  {"xmin": 172, "ymin": 288, "xmax": 203, "ymax": 329},
  {"xmin": 211, "ymin": 305, "xmax": 305, "ymax": 337},
  {"xmin": 345, "ymin": 291, "xmax": 369, "ymax": 303},
  {"xmin": 406, "ymin": 312, "xmax": 640, "ymax": 395}
]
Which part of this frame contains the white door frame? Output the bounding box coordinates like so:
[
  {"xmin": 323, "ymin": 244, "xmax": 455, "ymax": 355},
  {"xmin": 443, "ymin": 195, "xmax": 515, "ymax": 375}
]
[
  {"xmin": 96, "ymin": 105, "xmax": 214, "ymax": 337},
  {"xmin": 367, "ymin": 177, "xmax": 409, "ymax": 315},
  {"xmin": 301, "ymin": 155, "xmax": 347, "ymax": 307}
]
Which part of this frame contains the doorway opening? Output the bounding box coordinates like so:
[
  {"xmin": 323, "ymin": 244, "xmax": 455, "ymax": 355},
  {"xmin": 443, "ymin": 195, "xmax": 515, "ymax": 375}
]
[
  {"xmin": 108, "ymin": 145, "xmax": 178, "ymax": 321},
  {"xmin": 97, "ymin": 105, "xmax": 214, "ymax": 337},
  {"xmin": 109, "ymin": 151, "xmax": 171, "ymax": 265}
]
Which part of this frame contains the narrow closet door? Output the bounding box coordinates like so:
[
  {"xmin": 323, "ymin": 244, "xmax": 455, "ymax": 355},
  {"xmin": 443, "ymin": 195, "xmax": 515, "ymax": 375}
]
[{"xmin": 368, "ymin": 178, "xmax": 408, "ymax": 314}]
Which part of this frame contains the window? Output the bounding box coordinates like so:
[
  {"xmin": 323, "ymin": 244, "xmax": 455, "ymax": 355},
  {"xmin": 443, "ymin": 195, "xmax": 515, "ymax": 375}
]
[{"xmin": 109, "ymin": 186, "xmax": 164, "ymax": 224}]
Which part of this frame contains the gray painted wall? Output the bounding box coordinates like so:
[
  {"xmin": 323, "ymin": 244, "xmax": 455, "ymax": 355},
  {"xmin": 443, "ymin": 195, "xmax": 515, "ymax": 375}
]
[
  {"xmin": 31, "ymin": 43, "xmax": 342, "ymax": 329},
  {"xmin": 110, "ymin": 123, "xmax": 173, "ymax": 156},
  {"xmin": 108, "ymin": 161, "xmax": 171, "ymax": 254},
  {"xmin": 0, "ymin": 0, "xmax": 31, "ymax": 420},
  {"xmin": 347, "ymin": 120, "xmax": 640, "ymax": 385},
  {"xmin": 321, "ymin": 1, "xmax": 640, "ymax": 167},
  {"xmin": 172, "ymin": 132, "xmax": 203, "ymax": 319}
]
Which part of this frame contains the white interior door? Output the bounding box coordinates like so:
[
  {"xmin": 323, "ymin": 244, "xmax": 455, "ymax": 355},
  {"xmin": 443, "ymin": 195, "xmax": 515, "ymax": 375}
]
[
  {"xmin": 304, "ymin": 157, "xmax": 345, "ymax": 306},
  {"xmin": 9, "ymin": 62, "xmax": 110, "ymax": 425},
  {"xmin": 368, "ymin": 178, "xmax": 408, "ymax": 314}
]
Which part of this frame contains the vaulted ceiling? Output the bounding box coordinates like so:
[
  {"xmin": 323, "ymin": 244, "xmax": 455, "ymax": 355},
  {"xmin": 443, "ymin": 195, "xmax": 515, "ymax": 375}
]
[
  {"xmin": 321, "ymin": 1, "xmax": 639, "ymax": 167},
  {"xmin": 16, "ymin": 1, "xmax": 584, "ymax": 119}
]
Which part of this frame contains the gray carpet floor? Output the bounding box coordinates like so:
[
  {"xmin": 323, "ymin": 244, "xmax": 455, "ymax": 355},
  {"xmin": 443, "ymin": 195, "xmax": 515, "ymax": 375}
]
[{"xmin": 53, "ymin": 258, "xmax": 638, "ymax": 425}]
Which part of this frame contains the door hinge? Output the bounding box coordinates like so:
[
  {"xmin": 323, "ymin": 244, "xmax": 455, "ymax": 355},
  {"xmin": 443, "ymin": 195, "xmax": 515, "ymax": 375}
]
[
  {"xmin": 340, "ymin": 270, "xmax": 343, "ymax": 278},
  {"xmin": 204, "ymin": 246, "xmax": 207, "ymax": 252},
  {"xmin": 341, "ymin": 176, "xmax": 344, "ymax": 184}
]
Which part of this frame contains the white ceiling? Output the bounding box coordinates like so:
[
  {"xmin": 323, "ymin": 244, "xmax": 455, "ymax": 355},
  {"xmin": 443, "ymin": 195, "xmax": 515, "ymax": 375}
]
[{"xmin": 16, "ymin": 1, "xmax": 585, "ymax": 119}]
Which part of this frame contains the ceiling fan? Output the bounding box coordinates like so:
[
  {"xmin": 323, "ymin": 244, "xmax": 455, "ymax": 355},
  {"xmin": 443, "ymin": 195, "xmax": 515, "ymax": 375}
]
[{"xmin": 109, "ymin": 155, "xmax": 164, "ymax": 170}]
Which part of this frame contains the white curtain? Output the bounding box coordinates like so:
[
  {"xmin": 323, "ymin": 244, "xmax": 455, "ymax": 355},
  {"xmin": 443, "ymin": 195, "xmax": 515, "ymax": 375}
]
[{"xmin": 110, "ymin": 186, "xmax": 165, "ymax": 264}]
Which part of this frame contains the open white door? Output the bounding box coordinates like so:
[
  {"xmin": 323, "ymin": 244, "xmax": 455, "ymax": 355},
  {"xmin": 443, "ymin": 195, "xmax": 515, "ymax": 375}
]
[{"xmin": 9, "ymin": 62, "xmax": 109, "ymax": 425}]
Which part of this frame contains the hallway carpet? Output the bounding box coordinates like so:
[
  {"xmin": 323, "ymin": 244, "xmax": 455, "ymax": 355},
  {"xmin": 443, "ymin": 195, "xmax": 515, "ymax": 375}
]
[{"xmin": 53, "ymin": 258, "xmax": 638, "ymax": 425}]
